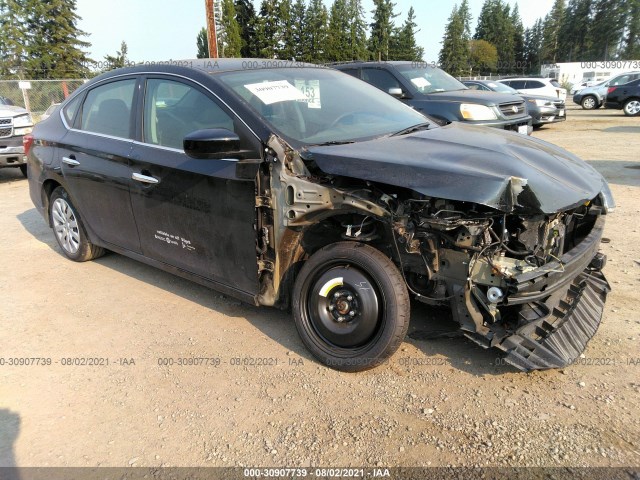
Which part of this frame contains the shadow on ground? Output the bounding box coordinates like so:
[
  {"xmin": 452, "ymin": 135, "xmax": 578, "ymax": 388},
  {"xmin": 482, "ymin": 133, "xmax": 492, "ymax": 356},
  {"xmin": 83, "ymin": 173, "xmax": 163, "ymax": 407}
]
[
  {"xmin": 0, "ymin": 169, "xmax": 26, "ymax": 185},
  {"xmin": 586, "ymin": 160, "xmax": 640, "ymax": 188},
  {"xmin": 0, "ymin": 409, "xmax": 21, "ymax": 478}
]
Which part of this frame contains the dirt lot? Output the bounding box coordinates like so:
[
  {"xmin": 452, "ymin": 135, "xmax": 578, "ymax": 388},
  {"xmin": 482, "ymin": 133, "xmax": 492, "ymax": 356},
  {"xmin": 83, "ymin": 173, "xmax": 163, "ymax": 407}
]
[{"xmin": 1, "ymin": 106, "xmax": 639, "ymax": 470}]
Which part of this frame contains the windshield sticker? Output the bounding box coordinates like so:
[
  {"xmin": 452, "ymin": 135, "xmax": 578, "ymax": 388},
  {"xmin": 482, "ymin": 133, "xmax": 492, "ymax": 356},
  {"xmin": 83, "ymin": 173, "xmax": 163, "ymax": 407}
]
[
  {"xmin": 411, "ymin": 77, "xmax": 431, "ymax": 88},
  {"xmin": 295, "ymin": 79, "xmax": 322, "ymax": 109},
  {"xmin": 244, "ymin": 80, "xmax": 307, "ymax": 105}
]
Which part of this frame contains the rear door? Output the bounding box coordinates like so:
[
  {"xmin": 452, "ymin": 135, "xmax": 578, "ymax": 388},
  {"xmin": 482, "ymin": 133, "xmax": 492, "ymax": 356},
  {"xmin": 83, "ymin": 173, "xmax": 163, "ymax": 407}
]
[
  {"xmin": 59, "ymin": 77, "xmax": 141, "ymax": 253},
  {"xmin": 128, "ymin": 76, "xmax": 262, "ymax": 295}
]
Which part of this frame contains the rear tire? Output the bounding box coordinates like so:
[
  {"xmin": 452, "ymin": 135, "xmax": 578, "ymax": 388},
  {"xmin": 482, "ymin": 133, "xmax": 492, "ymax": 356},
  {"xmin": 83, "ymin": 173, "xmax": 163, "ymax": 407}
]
[
  {"xmin": 581, "ymin": 96, "xmax": 597, "ymax": 110},
  {"xmin": 623, "ymin": 99, "xmax": 640, "ymax": 116},
  {"xmin": 49, "ymin": 187, "xmax": 104, "ymax": 262},
  {"xmin": 19, "ymin": 164, "xmax": 27, "ymax": 178},
  {"xmin": 292, "ymin": 242, "xmax": 410, "ymax": 372}
]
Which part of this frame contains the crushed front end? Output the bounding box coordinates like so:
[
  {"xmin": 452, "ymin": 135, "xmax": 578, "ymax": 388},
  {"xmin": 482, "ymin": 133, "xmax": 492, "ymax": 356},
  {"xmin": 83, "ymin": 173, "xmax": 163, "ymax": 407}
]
[{"xmin": 392, "ymin": 195, "xmax": 611, "ymax": 371}]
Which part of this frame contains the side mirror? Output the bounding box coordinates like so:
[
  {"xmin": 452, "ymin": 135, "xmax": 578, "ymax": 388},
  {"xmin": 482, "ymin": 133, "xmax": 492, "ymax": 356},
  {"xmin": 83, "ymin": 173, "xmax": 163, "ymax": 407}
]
[
  {"xmin": 388, "ymin": 87, "xmax": 404, "ymax": 98},
  {"xmin": 183, "ymin": 128, "xmax": 240, "ymax": 159}
]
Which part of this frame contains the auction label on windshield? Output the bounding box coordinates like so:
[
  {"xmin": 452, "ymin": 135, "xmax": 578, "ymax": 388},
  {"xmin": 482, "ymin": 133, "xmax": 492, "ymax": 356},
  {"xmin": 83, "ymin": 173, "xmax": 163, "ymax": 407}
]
[
  {"xmin": 245, "ymin": 80, "xmax": 307, "ymax": 105},
  {"xmin": 295, "ymin": 79, "xmax": 321, "ymax": 109}
]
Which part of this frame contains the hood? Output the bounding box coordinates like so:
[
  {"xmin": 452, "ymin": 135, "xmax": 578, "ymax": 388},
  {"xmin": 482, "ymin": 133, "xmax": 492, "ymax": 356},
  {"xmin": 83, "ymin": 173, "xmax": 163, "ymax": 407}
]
[
  {"xmin": 303, "ymin": 123, "xmax": 604, "ymax": 214},
  {"xmin": 418, "ymin": 89, "xmax": 523, "ymax": 106},
  {"xmin": 0, "ymin": 105, "xmax": 29, "ymax": 117}
]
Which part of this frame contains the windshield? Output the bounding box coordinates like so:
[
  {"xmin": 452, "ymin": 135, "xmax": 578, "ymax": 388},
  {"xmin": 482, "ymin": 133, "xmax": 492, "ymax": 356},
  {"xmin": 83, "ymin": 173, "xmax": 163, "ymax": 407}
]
[
  {"xmin": 217, "ymin": 67, "xmax": 428, "ymax": 145},
  {"xmin": 394, "ymin": 64, "xmax": 467, "ymax": 93},
  {"xmin": 484, "ymin": 81, "xmax": 518, "ymax": 94}
]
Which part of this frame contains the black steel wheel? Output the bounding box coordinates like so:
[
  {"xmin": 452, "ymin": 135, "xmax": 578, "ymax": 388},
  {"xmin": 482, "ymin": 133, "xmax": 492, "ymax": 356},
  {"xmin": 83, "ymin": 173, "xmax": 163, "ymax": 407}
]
[{"xmin": 293, "ymin": 242, "xmax": 410, "ymax": 371}]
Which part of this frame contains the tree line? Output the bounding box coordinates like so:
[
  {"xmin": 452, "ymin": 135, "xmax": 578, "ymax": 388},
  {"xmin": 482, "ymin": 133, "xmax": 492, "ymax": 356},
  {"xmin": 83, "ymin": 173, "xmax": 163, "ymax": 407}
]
[
  {"xmin": 439, "ymin": 0, "xmax": 640, "ymax": 77},
  {"xmin": 196, "ymin": 0, "xmax": 424, "ymax": 63}
]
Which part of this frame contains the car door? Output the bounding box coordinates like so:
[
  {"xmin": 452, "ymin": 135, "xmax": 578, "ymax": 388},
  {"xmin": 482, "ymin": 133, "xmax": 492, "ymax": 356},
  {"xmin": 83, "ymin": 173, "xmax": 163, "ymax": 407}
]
[
  {"xmin": 128, "ymin": 76, "xmax": 262, "ymax": 295},
  {"xmin": 59, "ymin": 77, "xmax": 141, "ymax": 253}
]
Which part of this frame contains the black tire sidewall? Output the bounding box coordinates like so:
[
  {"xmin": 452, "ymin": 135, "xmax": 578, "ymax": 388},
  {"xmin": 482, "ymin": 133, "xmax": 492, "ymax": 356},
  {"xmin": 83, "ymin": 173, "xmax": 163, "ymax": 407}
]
[{"xmin": 292, "ymin": 242, "xmax": 409, "ymax": 372}]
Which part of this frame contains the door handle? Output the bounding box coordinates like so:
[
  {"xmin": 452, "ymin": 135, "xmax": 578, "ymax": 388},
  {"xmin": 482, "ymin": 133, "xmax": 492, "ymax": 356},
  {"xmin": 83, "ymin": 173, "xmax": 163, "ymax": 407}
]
[
  {"xmin": 132, "ymin": 172, "xmax": 160, "ymax": 184},
  {"xmin": 62, "ymin": 156, "xmax": 80, "ymax": 166}
]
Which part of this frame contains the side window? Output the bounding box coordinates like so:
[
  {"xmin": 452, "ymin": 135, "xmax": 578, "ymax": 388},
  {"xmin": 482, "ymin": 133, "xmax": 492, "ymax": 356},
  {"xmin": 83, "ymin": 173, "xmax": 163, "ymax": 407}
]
[
  {"xmin": 361, "ymin": 68, "xmax": 402, "ymax": 93},
  {"xmin": 526, "ymin": 80, "xmax": 545, "ymax": 89},
  {"xmin": 144, "ymin": 78, "xmax": 235, "ymax": 150},
  {"xmin": 509, "ymin": 80, "xmax": 527, "ymax": 89},
  {"xmin": 80, "ymin": 79, "xmax": 136, "ymax": 138},
  {"xmin": 610, "ymin": 75, "xmax": 630, "ymax": 86},
  {"xmin": 62, "ymin": 95, "xmax": 82, "ymax": 126},
  {"xmin": 466, "ymin": 83, "xmax": 481, "ymax": 90},
  {"xmin": 339, "ymin": 69, "xmax": 360, "ymax": 78}
]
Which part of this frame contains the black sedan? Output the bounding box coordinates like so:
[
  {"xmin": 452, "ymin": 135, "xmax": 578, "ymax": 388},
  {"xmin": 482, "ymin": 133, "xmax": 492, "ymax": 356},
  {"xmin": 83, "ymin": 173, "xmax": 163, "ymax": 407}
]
[
  {"xmin": 604, "ymin": 78, "xmax": 640, "ymax": 116},
  {"xmin": 463, "ymin": 80, "xmax": 566, "ymax": 128},
  {"xmin": 26, "ymin": 60, "xmax": 613, "ymax": 372}
]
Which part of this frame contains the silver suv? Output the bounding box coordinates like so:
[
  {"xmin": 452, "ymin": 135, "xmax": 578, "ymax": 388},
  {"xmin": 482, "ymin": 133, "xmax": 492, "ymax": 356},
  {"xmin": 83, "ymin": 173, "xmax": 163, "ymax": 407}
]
[
  {"xmin": 573, "ymin": 72, "xmax": 640, "ymax": 110},
  {"xmin": 0, "ymin": 101, "xmax": 34, "ymax": 177}
]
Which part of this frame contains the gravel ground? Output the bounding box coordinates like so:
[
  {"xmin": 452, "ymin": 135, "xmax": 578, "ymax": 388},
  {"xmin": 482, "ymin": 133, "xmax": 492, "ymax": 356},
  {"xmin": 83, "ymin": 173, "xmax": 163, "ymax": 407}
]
[{"xmin": 0, "ymin": 105, "xmax": 639, "ymax": 469}]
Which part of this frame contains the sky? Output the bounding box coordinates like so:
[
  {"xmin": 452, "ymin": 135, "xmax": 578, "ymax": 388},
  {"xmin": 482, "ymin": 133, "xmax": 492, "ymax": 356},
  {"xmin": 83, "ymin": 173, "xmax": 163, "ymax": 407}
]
[{"xmin": 76, "ymin": 0, "xmax": 557, "ymax": 65}]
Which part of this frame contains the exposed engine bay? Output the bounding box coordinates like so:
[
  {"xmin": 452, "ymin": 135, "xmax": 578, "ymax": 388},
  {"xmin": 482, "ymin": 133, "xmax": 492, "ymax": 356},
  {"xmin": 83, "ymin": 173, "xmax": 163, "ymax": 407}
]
[{"xmin": 254, "ymin": 135, "xmax": 611, "ymax": 372}]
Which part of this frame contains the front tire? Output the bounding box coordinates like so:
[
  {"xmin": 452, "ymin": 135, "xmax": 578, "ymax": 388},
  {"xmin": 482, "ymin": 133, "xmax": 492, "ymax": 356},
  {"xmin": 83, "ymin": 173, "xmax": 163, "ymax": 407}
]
[
  {"xmin": 581, "ymin": 96, "xmax": 597, "ymax": 110},
  {"xmin": 292, "ymin": 242, "xmax": 410, "ymax": 372},
  {"xmin": 49, "ymin": 187, "xmax": 104, "ymax": 262},
  {"xmin": 623, "ymin": 99, "xmax": 640, "ymax": 116}
]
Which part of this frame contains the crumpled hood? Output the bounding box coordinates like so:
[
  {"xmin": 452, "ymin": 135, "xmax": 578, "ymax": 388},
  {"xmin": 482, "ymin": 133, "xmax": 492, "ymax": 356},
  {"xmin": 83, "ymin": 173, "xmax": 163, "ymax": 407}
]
[{"xmin": 303, "ymin": 123, "xmax": 605, "ymax": 214}]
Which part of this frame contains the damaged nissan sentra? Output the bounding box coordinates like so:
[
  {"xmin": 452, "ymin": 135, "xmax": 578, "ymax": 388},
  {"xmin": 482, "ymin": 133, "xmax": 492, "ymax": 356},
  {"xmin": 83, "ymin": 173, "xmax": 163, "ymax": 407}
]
[{"xmin": 26, "ymin": 60, "xmax": 614, "ymax": 371}]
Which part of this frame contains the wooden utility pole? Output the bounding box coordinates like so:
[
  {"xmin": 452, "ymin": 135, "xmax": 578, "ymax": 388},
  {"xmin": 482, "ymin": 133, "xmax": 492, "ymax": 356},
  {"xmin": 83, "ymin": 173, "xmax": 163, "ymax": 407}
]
[{"xmin": 205, "ymin": 0, "xmax": 219, "ymax": 58}]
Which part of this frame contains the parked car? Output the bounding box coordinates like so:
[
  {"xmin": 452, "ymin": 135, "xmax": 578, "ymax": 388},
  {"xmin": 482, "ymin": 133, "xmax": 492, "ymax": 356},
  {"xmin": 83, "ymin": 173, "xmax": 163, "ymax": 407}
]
[
  {"xmin": 27, "ymin": 60, "xmax": 613, "ymax": 372},
  {"xmin": 334, "ymin": 61, "xmax": 532, "ymax": 135},
  {"xmin": 463, "ymin": 80, "xmax": 566, "ymax": 128},
  {"xmin": 39, "ymin": 103, "xmax": 61, "ymax": 122},
  {"xmin": 497, "ymin": 77, "xmax": 567, "ymax": 101},
  {"xmin": 0, "ymin": 103, "xmax": 34, "ymax": 177},
  {"xmin": 0, "ymin": 96, "xmax": 15, "ymax": 106},
  {"xmin": 569, "ymin": 80, "xmax": 598, "ymax": 95},
  {"xmin": 604, "ymin": 78, "xmax": 640, "ymax": 116},
  {"xmin": 573, "ymin": 72, "xmax": 640, "ymax": 110}
]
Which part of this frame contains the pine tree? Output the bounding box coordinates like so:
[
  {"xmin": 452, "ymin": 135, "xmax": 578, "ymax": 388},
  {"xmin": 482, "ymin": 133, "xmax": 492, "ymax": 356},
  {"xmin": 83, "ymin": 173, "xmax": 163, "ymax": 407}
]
[
  {"xmin": 368, "ymin": 0, "xmax": 398, "ymax": 61},
  {"xmin": 196, "ymin": 27, "xmax": 209, "ymax": 58},
  {"xmin": 438, "ymin": 4, "xmax": 469, "ymax": 75},
  {"xmin": 235, "ymin": 0, "xmax": 259, "ymax": 57},
  {"xmin": 278, "ymin": 0, "xmax": 296, "ymax": 59},
  {"xmin": 254, "ymin": 0, "xmax": 281, "ymax": 58},
  {"xmin": 104, "ymin": 41, "xmax": 129, "ymax": 70},
  {"xmin": 290, "ymin": 0, "xmax": 307, "ymax": 60},
  {"xmin": 511, "ymin": 5, "xmax": 526, "ymax": 72},
  {"xmin": 524, "ymin": 18, "xmax": 544, "ymax": 73},
  {"xmin": 326, "ymin": 0, "xmax": 351, "ymax": 61},
  {"xmin": 540, "ymin": 0, "xmax": 566, "ymax": 64},
  {"xmin": 0, "ymin": 0, "xmax": 28, "ymax": 77},
  {"xmin": 389, "ymin": 7, "xmax": 424, "ymax": 61},
  {"xmin": 557, "ymin": 0, "xmax": 592, "ymax": 62},
  {"xmin": 303, "ymin": 0, "xmax": 329, "ymax": 62},
  {"xmin": 588, "ymin": 0, "xmax": 626, "ymax": 60},
  {"xmin": 347, "ymin": 0, "xmax": 368, "ymax": 60},
  {"xmin": 625, "ymin": 0, "xmax": 640, "ymax": 58},
  {"xmin": 23, "ymin": 0, "xmax": 92, "ymax": 79},
  {"xmin": 474, "ymin": 0, "xmax": 516, "ymax": 74},
  {"xmin": 219, "ymin": 0, "xmax": 242, "ymax": 57}
]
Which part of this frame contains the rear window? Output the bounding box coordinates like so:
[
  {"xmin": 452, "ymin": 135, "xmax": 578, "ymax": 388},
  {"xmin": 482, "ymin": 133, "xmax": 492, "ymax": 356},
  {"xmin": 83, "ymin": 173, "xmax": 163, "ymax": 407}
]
[
  {"xmin": 526, "ymin": 80, "xmax": 545, "ymax": 89},
  {"xmin": 550, "ymin": 79, "xmax": 561, "ymax": 88},
  {"xmin": 507, "ymin": 80, "xmax": 527, "ymax": 89}
]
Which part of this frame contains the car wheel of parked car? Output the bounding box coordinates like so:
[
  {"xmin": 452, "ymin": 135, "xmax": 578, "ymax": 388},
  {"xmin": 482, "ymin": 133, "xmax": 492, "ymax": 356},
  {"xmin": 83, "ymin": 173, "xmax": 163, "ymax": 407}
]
[
  {"xmin": 292, "ymin": 241, "xmax": 410, "ymax": 372},
  {"xmin": 19, "ymin": 164, "xmax": 27, "ymax": 178},
  {"xmin": 581, "ymin": 96, "xmax": 597, "ymax": 110},
  {"xmin": 623, "ymin": 99, "xmax": 640, "ymax": 116},
  {"xmin": 49, "ymin": 187, "xmax": 104, "ymax": 262}
]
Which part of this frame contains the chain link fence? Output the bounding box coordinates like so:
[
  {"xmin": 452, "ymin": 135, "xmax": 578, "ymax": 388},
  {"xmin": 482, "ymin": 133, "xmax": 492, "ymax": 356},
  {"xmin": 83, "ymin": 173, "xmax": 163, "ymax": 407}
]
[{"xmin": 0, "ymin": 79, "xmax": 87, "ymax": 120}]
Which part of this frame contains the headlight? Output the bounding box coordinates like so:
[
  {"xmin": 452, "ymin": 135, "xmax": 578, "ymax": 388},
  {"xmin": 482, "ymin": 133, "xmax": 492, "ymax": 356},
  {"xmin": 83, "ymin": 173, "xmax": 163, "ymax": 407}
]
[
  {"xmin": 13, "ymin": 114, "xmax": 33, "ymax": 128},
  {"xmin": 599, "ymin": 181, "xmax": 616, "ymax": 214},
  {"xmin": 460, "ymin": 104, "xmax": 497, "ymax": 121},
  {"xmin": 14, "ymin": 127, "xmax": 33, "ymax": 136},
  {"xmin": 529, "ymin": 99, "xmax": 552, "ymax": 107}
]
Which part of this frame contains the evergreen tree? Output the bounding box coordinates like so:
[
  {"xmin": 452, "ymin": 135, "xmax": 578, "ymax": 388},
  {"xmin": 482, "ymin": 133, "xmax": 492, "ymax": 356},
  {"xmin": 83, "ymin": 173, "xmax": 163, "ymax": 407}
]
[
  {"xmin": 219, "ymin": 0, "xmax": 242, "ymax": 57},
  {"xmin": 235, "ymin": 0, "xmax": 259, "ymax": 57},
  {"xmin": 347, "ymin": 0, "xmax": 368, "ymax": 60},
  {"xmin": 438, "ymin": 4, "xmax": 470, "ymax": 75},
  {"xmin": 104, "ymin": 41, "xmax": 129, "ymax": 70},
  {"xmin": 511, "ymin": 5, "xmax": 526, "ymax": 72},
  {"xmin": 540, "ymin": 0, "xmax": 566, "ymax": 64},
  {"xmin": 368, "ymin": 0, "xmax": 398, "ymax": 61},
  {"xmin": 588, "ymin": 0, "xmax": 626, "ymax": 60},
  {"xmin": 326, "ymin": 0, "xmax": 351, "ymax": 61},
  {"xmin": 0, "ymin": 0, "xmax": 28, "ymax": 77},
  {"xmin": 474, "ymin": 0, "xmax": 516, "ymax": 74},
  {"xmin": 390, "ymin": 7, "xmax": 424, "ymax": 61},
  {"xmin": 557, "ymin": 0, "xmax": 592, "ymax": 62},
  {"xmin": 303, "ymin": 0, "xmax": 329, "ymax": 62},
  {"xmin": 196, "ymin": 27, "xmax": 209, "ymax": 58},
  {"xmin": 290, "ymin": 0, "xmax": 307, "ymax": 60},
  {"xmin": 278, "ymin": 0, "xmax": 296, "ymax": 59},
  {"xmin": 23, "ymin": 0, "xmax": 92, "ymax": 79},
  {"xmin": 523, "ymin": 18, "xmax": 544, "ymax": 73},
  {"xmin": 254, "ymin": 0, "xmax": 281, "ymax": 58},
  {"xmin": 625, "ymin": 0, "xmax": 640, "ymax": 58}
]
